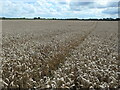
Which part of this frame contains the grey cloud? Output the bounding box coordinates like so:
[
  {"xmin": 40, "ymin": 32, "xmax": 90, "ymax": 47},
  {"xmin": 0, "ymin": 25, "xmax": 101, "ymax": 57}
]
[
  {"xmin": 59, "ymin": 2, "xmax": 67, "ymax": 5},
  {"xmin": 89, "ymin": 4, "xmax": 106, "ymax": 9},
  {"xmin": 102, "ymin": 8, "xmax": 118, "ymax": 15},
  {"xmin": 90, "ymin": 2, "xmax": 119, "ymax": 9},
  {"xmin": 70, "ymin": 2, "xmax": 93, "ymax": 6},
  {"xmin": 60, "ymin": 1, "xmax": 119, "ymax": 12},
  {"xmin": 107, "ymin": 2, "xmax": 118, "ymax": 7},
  {"xmin": 69, "ymin": 1, "xmax": 94, "ymax": 11}
]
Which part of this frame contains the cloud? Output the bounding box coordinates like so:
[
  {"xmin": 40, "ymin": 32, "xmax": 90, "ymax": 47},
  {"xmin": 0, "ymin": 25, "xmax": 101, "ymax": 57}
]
[
  {"xmin": 68, "ymin": 1, "xmax": 118, "ymax": 11},
  {"xmin": 102, "ymin": 7, "xmax": 118, "ymax": 15},
  {"xmin": 59, "ymin": 2, "xmax": 67, "ymax": 5},
  {"xmin": 0, "ymin": 0, "xmax": 119, "ymax": 18},
  {"xmin": 70, "ymin": 2, "xmax": 93, "ymax": 6},
  {"xmin": 1, "ymin": 0, "xmax": 63, "ymax": 17},
  {"xmin": 88, "ymin": 1, "xmax": 119, "ymax": 9},
  {"xmin": 69, "ymin": 1, "xmax": 94, "ymax": 11},
  {"xmin": 107, "ymin": 2, "xmax": 118, "ymax": 7},
  {"xmin": 1, "ymin": 1, "xmax": 36, "ymax": 17}
]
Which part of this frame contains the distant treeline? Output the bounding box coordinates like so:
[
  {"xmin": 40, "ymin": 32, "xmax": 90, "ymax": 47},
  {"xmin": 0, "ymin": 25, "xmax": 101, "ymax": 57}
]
[{"xmin": 1, "ymin": 17, "xmax": 120, "ymax": 21}]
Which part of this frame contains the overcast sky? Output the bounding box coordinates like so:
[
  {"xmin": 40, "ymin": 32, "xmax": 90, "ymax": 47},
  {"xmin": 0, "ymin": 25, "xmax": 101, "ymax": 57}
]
[{"xmin": 0, "ymin": 0, "xmax": 119, "ymax": 18}]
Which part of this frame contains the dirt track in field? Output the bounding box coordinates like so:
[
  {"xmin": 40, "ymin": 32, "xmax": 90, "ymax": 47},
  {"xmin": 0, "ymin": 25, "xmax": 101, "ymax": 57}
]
[{"xmin": 1, "ymin": 20, "xmax": 119, "ymax": 88}]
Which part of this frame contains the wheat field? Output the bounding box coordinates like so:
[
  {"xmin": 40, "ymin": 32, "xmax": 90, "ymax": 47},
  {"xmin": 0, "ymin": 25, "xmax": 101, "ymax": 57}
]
[{"xmin": 1, "ymin": 20, "xmax": 119, "ymax": 89}]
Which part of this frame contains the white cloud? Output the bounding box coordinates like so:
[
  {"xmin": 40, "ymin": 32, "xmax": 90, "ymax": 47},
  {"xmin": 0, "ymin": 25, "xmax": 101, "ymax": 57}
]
[{"xmin": 0, "ymin": 0, "xmax": 119, "ymax": 18}]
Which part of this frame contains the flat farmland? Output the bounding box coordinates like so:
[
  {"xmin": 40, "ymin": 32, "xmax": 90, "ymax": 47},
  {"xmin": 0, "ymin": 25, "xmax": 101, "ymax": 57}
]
[{"xmin": 1, "ymin": 20, "xmax": 119, "ymax": 89}]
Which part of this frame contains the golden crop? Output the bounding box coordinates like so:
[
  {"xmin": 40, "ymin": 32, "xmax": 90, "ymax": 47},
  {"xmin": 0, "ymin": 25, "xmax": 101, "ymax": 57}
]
[{"xmin": 1, "ymin": 20, "xmax": 119, "ymax": 89}]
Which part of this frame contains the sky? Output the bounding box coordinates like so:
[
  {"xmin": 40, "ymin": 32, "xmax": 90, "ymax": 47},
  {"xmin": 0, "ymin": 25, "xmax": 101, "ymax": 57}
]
[{"xmin": 0, "ymin": 0, "xmax": 120, "ymax": 19}]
